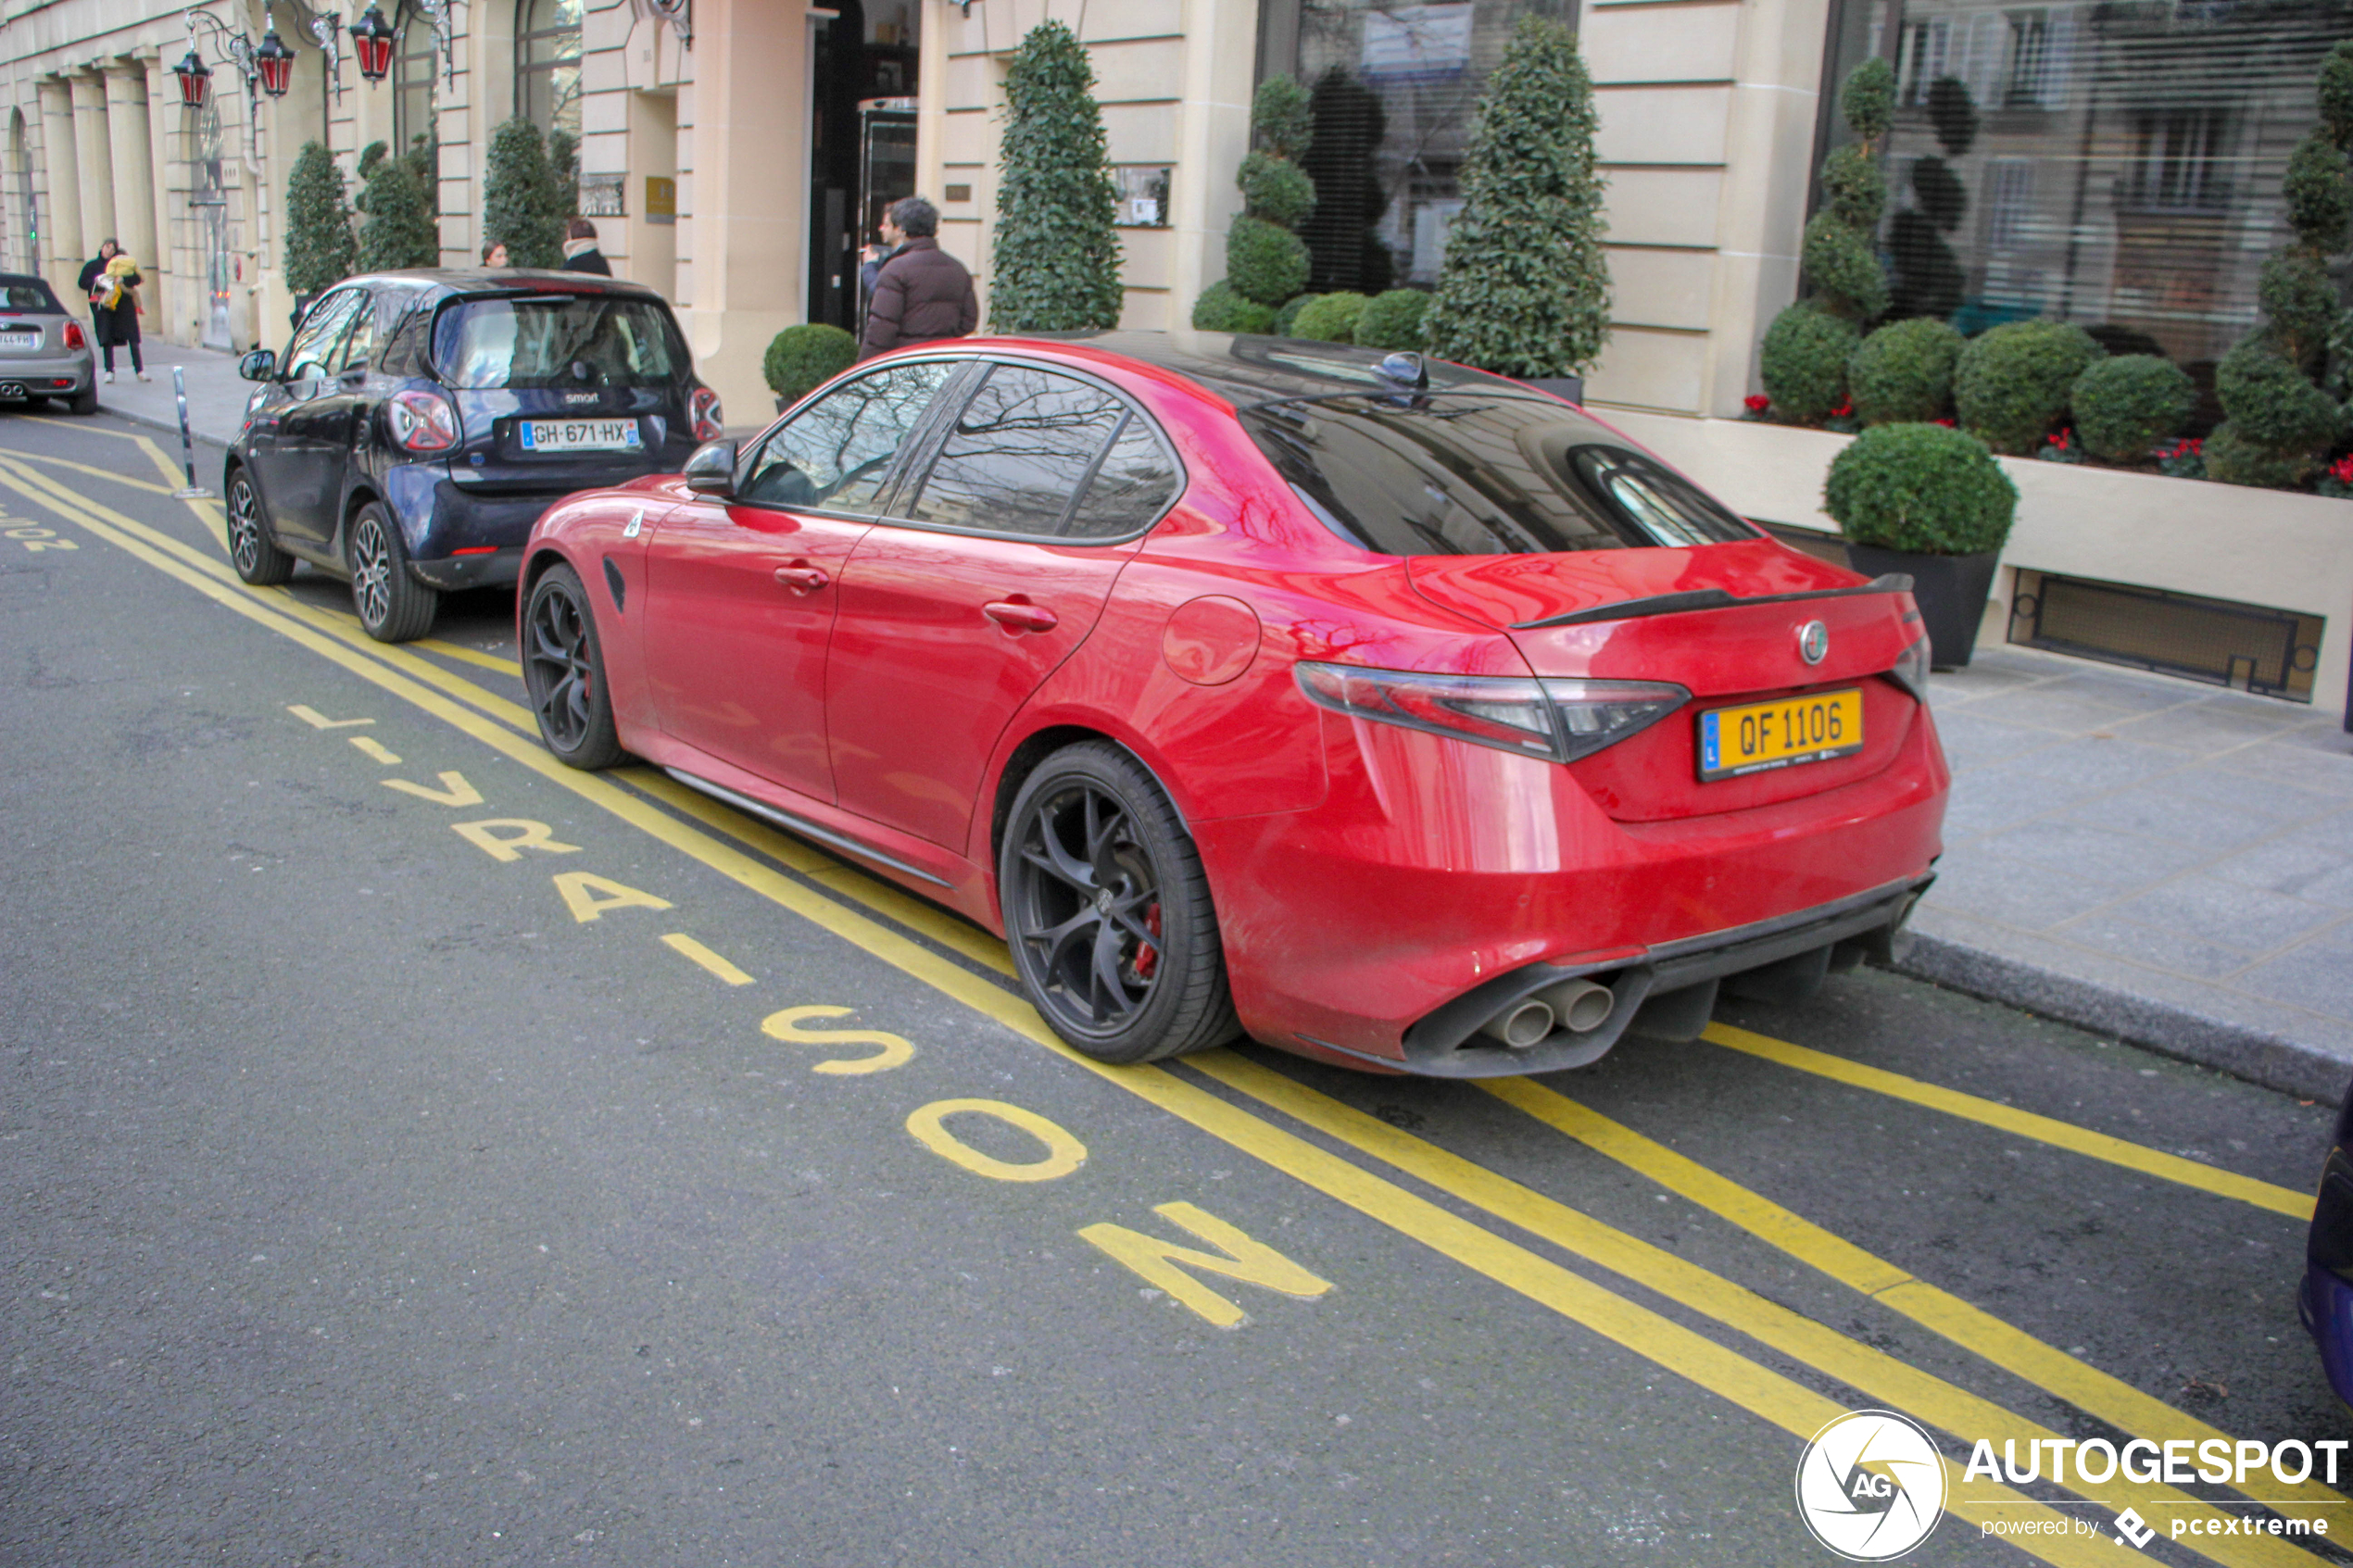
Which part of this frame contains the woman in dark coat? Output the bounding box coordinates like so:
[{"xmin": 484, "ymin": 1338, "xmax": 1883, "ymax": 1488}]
[{"xmin": 88, "ymin": 245, "xmax": 146, "ymax": 382}]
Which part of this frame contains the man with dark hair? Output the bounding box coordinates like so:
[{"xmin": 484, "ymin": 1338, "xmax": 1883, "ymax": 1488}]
[
  {"xmin": 560, "ymin": 218, "xmax": 611, "ymax": 275},
  {"xmin": 858, "ymin": 195, "xmax": 976, "ymax": 359}
]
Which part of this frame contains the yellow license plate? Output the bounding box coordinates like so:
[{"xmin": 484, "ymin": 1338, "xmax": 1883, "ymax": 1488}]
[{"xmin": 1697, "ymin": 688, "xmax": 1864, "ymax": 781}]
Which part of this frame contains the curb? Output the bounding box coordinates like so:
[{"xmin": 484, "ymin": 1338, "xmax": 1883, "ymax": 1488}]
[
  {"xmin": 1887, "ymin": 931, "xmax": 2352, "ymax": 1106},
  {"xmin": 94, "ymin": 398, "xmax": 237, "ymax": 458}
]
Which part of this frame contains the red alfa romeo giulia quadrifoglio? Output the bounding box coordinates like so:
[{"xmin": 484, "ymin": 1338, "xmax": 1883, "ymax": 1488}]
[{"xmin": 518, "ymin": 332, "xmax": 1947, "ymax": 1076}]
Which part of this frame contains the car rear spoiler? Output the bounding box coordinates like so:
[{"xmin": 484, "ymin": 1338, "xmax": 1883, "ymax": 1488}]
[{"xmin": 1510, "ymin": 573, "xmax": 1915, "ymax": 631}]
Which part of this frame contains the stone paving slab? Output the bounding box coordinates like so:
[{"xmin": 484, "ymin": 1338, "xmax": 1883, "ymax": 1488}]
[
  {"xmin": 92, "ymin": 340, "xmax": 250, "ymax": 451},
  {"xmin": 1901, "ymin": 645, "xmax": 2353, "ymax": 1098}
]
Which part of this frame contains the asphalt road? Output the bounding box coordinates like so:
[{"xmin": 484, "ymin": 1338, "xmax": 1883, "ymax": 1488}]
[{"xmin": 1, "ymin": 408, "xmax": 2347, "ymax": 1568}]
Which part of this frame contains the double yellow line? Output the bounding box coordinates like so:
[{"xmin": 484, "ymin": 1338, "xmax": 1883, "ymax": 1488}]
[{"xmin": 0, "ymin": 443, "xmax": 2328, "ymax": 1567}]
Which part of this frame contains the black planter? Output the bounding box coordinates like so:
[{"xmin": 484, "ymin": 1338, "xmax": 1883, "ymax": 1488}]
[{"xmin": 1845, "ymin": 545, "xmax": 2000, "ymax": 670}]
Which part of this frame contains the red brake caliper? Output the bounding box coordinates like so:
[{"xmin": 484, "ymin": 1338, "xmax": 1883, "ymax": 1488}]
[{"xmin": 1135, "ymin": 902, "xmax": 1162, "ymax": 979}]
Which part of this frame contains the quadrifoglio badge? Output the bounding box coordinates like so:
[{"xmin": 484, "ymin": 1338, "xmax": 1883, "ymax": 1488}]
[{"xmin": 1795, "ymin": 1407, "xmax": 2343, "ymax": 1558}]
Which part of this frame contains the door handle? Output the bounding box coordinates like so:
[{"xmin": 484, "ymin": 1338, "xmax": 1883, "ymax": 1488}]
[
  {"xmin": 774, "ymin": 564, "xmax": 830, "ymax": 593},
  {"xmin": 983, "ymin": 600, "xmax": 1058, "ymax": 633}
]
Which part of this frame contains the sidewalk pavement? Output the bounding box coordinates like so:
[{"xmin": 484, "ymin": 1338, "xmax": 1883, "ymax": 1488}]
[
  {"xmin": 1902, "ymin": 646, "xmax": 2353, "ymax": 1100},
  {"xmin": 94, "ymin": 340, "xmax": 249, "ymax": 452},
  {"xmin": 63, "ymin": 350, "xmax": 2353, "ymax": 1097}
]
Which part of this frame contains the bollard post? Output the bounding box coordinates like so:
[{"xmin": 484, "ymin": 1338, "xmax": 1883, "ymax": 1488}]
[{"xmin": 170, "ymin": 366, "xmax": 213, "ymax": 499}]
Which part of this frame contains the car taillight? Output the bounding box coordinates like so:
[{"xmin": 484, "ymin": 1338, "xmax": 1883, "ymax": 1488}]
[
  {"xmin": 690, "ymin": 385, "xmax": 724, "ymax": 442},
  {"xmin": 1884, "ymin": 633, "xmax": 1931, "ymax": 704},
  {"xmin": 62, "ymin": 321, "xmax": 84, "ymax": 351},
  {"xmin": 388, "ymin": 388, "xmax": 459, "ymax": 453},
  {"xmin": 1295, "ymin": 662, "xmax": 1689, "ymax": 763}
]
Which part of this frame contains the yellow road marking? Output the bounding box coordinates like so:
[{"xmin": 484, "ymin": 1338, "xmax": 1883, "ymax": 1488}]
[
  {"xmin": 286, "ymin": 704, "xmax": 371, "ymax": 730},
  {"xmin": 349, "ymin": 734, "xmax": 401, "ymax": 764},
  {"xmin": 1190, "ymin": 1050, "xmax": 2326, "ymax": 1563},
  {"xmin": 1484, "ymin": 1076, "xmax": 2348, "ymax": 1523},
  {"xmin": 20, "ymin": 414, "xmax": 142, "ymax": 440},
  {"xmin": 905, "ymin": 1098, "xmax": 1088, "ymax": 1182},
  {"xmin": 0, "ymin": 448, "xmax": 173, "ymax": 493},
  {"xmin": 1078, "ymin": 1202, "xmax": 1333, "ymax": 1329},
  {"xmin": 1703, "ymin": 1022, "xmax": 2314, "ymax": 1220},
  {"xmin": 760, "ymin": 1006, "xmax": 916, "ymax": 1073},
  {"xmin": 8, "ymin": 461, "xmax": 2139, "ymax": 1568},
  {"xmin": 419, "ymin": 638, "xmax": 522, "ymax": 676},
  {"xmin": 661, "ymin": 932, "xmax": 755, "ymax": 985}
]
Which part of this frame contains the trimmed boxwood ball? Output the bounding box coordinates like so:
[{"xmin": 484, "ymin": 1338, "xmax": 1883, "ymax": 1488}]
[
  {"xmin": 1290, "ymin": 291, "xmax": 1370, "ymax": 343},
  {"xmin": 1272, "ymin": 293, "xmax": 1320, "ymax": 336},
  {"xmin": 2069, "ymin": 355, "xmax": 2193, "ymax": 462},
  {"xmin": 1190, "ymin": 281, "xmax": 1277, "ymax": 333},
  {"xmin": 1227, "ymin": 215, "xmax": 1311, "ymax": 307},
  {"xmin": 763, "ymin": 323, "xmax": 858, "ymax": 402},
  {"xmin": 1252, "ymin": 75, "xmax": 1314, "ymax": 161},
  {"xmin": 2204, "ymin": 420, "xmax": 2323, "ymax": 489},
  {"xmin": 1759, "ymin": 303, "xmax": 1860, "ymax": 426},
  {"xmin": 1824, "ymin": 422, "xmax": 2018, "ymax": 556},
  {"xmin": 2259, "ymin": 251, "xmax": 2338, "ymax": 362},
  {"xmin": 1820, "ymin": 144, "xmax": 1886, "ymax": 229},
  {"xmin": 1239, "ymin": 152, "xmax": 1315, "ymax": 229},
  {"xmin": 1849, "ymin": 317, "xmax": 1962, "ymax": 426},
  {"xmin": 1954, "ymin": 320, "xmax": 2104, "ymax": 455},
  {"xmin": 1354, "ymin": 288, "xmax": 1430, "ymax": 350},
  {"xmin": 1801, "ymin": 212, "xmax": 1889, "ymax": 320},
  {"xmin": 2284, "ymin": 135, "xmax": 2353, "ymax": 254},
  {"xmin": 1841, "ymin": 56, "xmax": 1895, "ymax": 142},
  {"xmin": 2208, "ymin": 336, "xmax": 2344, "ymax": 485}
]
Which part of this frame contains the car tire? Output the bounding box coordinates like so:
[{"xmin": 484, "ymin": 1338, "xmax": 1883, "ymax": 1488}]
[
  {"xmin": 522, "ymin": 564, "xmax": 625, "ymax": 770},
  {"xmin": 1000, "ymin": 742, "xmax": 1241, "ymax": 1064},
  {"xmin": 346, "ymin": 501, "xmax": 438, "ymax": 643},
  {"xmin": 67, "ymin": 384, "xmax": 97, "ymax": 416},
  {"xmin": 225, "ymin": 469, "xmax": 296, "ymax": 586}
]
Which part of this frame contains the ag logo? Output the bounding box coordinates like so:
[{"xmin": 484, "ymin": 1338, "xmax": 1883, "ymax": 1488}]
[{"xmin": 1793, "ymin": 1410, "xmax": 1946, "ymax": 1560}]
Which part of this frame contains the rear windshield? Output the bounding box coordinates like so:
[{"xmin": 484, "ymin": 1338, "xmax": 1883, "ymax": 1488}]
[
  {"xmin": 1239, "ymin": 394, "xmax": 1760, "ymax": 556},
  {"xmin": 432, "ymin": 295, "xmax": 686, "ymax": 389},
  {"xmin": 1, "ymin": 281, "xmax": 58, "ymax": 311}
]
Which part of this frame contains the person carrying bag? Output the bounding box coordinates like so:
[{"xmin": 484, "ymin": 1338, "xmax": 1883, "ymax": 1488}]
[{"xmin": 90, "ymin": 251, "xmax": 147, "ymax": 383}]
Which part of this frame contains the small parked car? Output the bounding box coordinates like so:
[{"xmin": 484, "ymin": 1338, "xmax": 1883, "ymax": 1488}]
[
  {"xmin": 2301, "ymin": 1083, "xmax": 2353, "ymax": 1407},
  {"xmin": 224, "ymin": 269, "xmax": 724, "ymax": 641},
  {"xmin": 516, "ymin": 332, "xmax": 1948, "ymax": 1074},
  {"xmin": 0, "ymin": 272, "xmax": 97, "ymax": 415}
]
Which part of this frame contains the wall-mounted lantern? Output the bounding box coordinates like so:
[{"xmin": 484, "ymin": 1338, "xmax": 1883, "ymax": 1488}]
[{"xmin": 350, "ymin": 2, "xmax": 397, "ymax": 82}]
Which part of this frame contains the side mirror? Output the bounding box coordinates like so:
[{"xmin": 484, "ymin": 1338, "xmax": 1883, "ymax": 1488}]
[
  {"xmin": 683, "ymin": 438, "xmax": 737, "ymax": 497},
  {"xmin": 238, "ymin": 348, "xmax": 277, "ymax": 383}
]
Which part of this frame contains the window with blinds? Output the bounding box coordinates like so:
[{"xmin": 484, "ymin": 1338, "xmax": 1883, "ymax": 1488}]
[
  {"xmin": 1822, "ymin": 0, "xmax": 2353, "ymax": 392},
  {"xmin": 1262, "ymin": 0, "xmax": 1572, "ymax": 292}
]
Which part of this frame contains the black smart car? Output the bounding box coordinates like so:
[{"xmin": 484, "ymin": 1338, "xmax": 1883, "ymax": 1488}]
[{"xmin": 226, "ymin": 269, "xmax": 723, "ymax": 641}]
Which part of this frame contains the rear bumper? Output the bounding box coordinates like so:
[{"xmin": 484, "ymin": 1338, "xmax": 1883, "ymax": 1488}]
[
  {"xmin": 410, "ymin": 546, "xmax": 524, "ymax": 590},
  {"xmin": 0, "ymin": 358, "xmax": 92, "ymax": 396},
  {"xmin": 1196, "ymin": 701, "xmax": 1948, "ymax": 1072}
]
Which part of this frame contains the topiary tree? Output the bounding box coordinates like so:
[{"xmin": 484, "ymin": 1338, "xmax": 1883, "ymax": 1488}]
[
  {"xmin": 1849, "ymin": 317, "xmax": 1963, "ymax": 425},
  {"xmin": 1954, "ymin": 320, "xmax": 2104, "ymax": 455},
  {"xmin": 2070, "ymin": 355, "xmax": 2194, "ymax": 463},
  {"xmin": 354, "ymin": 141, "xmax": 439, "ymax": 272},
  {"xmin": 483, "ymin": 117, "xmax": 564, "ymax": 268},
  {"xmin": 547, "ymin": 126, "xmax": 579, "ymax": 220},
  {"xmin": 1198, "ymin": 76, "xmax": 1316, "ymax": 322},
  {"xmin": 1423, "ymin": 18, "xmax": 1610, "ymax": 380},
  {"xmin": 1189, "ymin": 280, "xmax": 1276, "ymax": 334},
  {"xmin": 1824, "ymin": 422, "xmax": 2018, "ymax": 556},
  {"xmin": 283, "ymin": 140, "xmax": 357, "ymax": 296},
  {"xmin": 990, "ymin": 19, "xmax": 1123, "ymax": 332},
  {"xmin": 2208, "ymin": 41, "xmax": 2353, "ymax": 487},
  {"xmin": 1354, "ymin": 288, "xmax": 1430, "ymax": 351},
  {"xmin": 1887, "ymin": 77, "xmax": 1975, "ymax": 322},
  {"xmin": 1290, "ymin": 291, "xmax": 1369, "ymax": 344},
  {"xmin": 1300, "ymin": 69, "xmax": 1391, "ymax": 294},
  {"xmin": 763, "ymin": 323, "xmax": 858, "ymax": 405},
  {"xmin": 1757, "ymin": 60, "xmax": 1892, "ymax": 419},
  {"xmin": 1759, "ymin": 305, "xmax": 1860, "ymax": 426}
]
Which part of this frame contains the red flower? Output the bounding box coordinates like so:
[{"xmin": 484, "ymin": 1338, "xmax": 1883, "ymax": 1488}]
[
  {"xmin": 1933, "ymin": 417, "xmax": 1957, "ymax": 427},
  {"xmin": 2049, "ymin": 428, "xmax": 2071, "ymax": 450},
  {"xmin": 1743, "ymin": 394, "xmax": 1770, "ymax": 414},
  {"xmin": 2332, "ymin": 454, "xmax": 2353, "ymax": 483},
  {"xmin": 1831, "ymin": 397, "xmax": 1854, "ymax": 418}
]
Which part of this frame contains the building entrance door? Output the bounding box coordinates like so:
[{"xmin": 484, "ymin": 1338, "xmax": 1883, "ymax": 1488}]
[{"xmin": 804, "ymin": 2, "xmax": 919, "ymax": 333}]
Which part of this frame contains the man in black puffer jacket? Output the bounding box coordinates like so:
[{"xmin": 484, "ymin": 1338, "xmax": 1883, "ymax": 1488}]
[{"xmin": 858, "ymin": 196, "xmax": 977, "ymax": 360}]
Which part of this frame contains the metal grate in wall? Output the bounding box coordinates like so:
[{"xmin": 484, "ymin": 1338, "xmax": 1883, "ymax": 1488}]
[{"xmin": 2007, "ymin": 569, "xmax": 2323, "ymax": 703}]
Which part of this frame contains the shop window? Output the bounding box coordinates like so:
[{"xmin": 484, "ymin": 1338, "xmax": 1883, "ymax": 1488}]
[
  {"xmin": 515, "ymin": 0, "xmax": 582, "ymax": 140},
  {"xmin": 394, "ymin": 3, "xmax": 437, "ymax": 165},
  {"xmin": 1825, "ymin": 0, "xmax": 2353, "ymax": 381},
  {"xmin": 1259, "ymin": 0, "xmax": 1573, "ymax": 291}
]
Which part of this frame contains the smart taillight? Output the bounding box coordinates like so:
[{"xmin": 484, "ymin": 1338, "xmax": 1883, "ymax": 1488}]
[{"xmin": 388, "ymin": 388, "xmax": 459, "ymax": 453}]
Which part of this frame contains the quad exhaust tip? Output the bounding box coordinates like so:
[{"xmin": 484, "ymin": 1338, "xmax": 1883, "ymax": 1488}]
[{"xmin": 1474, "ymin": 977, "xmax": 1616, "ymax": 1049}]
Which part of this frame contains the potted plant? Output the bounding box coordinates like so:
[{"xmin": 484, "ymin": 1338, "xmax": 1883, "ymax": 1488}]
[
  {"xmin": 763, "ymin": 323, "xmax": 857, "ymax": 413},
  {"xmin": 1823, "ymin": 422, "xmax": 2018, "ymax": 669}
]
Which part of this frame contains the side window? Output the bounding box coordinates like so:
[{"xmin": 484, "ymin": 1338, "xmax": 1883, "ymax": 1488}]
[
  {"xmin": 332, "ymin": 294, "xmax": 381, "ymax": 375},
  {"xmin": 737, "ymin": 360, "xmax": 957, "ymax": 512},
  {"xmin": 1065, "ymin": 415, "xmax": 1180, "ymax": 538},
  {"xmin": 376, "ymin": 300, "xmax": 430, "ymax": 378},
  {"xmin": 904, "ymin": 365, "xmax": 1126, "ymax": 537},
  {"xmin": 283, "ymin": 289, "xmax": 365, "ymax": 382}
]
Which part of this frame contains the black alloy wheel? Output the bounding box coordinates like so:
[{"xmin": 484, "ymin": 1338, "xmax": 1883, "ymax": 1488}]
[
  {"xmin": 1000, "ymin": 742, "xmax": 1239, "ymax": 1064},
  {"xmin": 225, "ymin": 470, "xmax": 295, "ymax": 585},
  {"xmin": 346, "ymin": 502, "xmax": 438, "ymax": 643},
  {"xmin": 522, "ymin": 564, "xmax": 624, "ymax": 769}
]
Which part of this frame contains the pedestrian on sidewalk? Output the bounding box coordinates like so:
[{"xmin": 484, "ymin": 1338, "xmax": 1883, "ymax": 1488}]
[
  {"xmin": 857, "ymin": 197, "xmax": 976, "ymax": 360},
  {"xmin": 481, "ymin": 239, "xmax": 510, "ymax": 268},
  {"xmin": 90, "ymin": 249, "xmax": 148, "ymax": 383},
  {"xmin": 560, "ymin": 219, "xmax": 611, "ymax": 275},
  {"xmin": 76, "ymin": 238, "xmax": 120, "ymax": 299}
]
